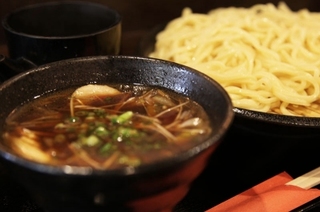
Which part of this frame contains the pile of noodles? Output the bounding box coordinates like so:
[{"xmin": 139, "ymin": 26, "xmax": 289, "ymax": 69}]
[{"xmin": 149, "ymin": 2, "xmax": 320, "ymax": 117}]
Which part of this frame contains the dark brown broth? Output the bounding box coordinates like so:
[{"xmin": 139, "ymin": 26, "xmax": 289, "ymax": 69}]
[{"xmin": 2, "ymin": 84, "xmax": 212, "ymax": 170}]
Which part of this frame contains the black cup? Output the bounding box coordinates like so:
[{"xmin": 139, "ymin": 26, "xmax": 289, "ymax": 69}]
[{"xmin": 1, "ymin": 1, "xmax": 121, "ymax": 79}]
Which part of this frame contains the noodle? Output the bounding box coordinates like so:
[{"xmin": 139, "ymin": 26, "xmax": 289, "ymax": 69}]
[{"xmin": 149, "ymin": 2, "xmax": 320, "ymax": 117}]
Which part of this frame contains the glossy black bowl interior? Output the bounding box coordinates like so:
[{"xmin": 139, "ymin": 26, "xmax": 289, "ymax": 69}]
[{"xmin": 0, "ymin": 55, "xmax": 234, "ymax": 212}]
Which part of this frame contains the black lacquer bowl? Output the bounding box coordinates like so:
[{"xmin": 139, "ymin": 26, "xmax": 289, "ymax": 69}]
[
  {"xmin": 138, "ymin": 25, "xmax": 320, "ymax": 200},
  {"xmin": 0, "ymin": 55, "xmax": 234, "ymax": 212}
]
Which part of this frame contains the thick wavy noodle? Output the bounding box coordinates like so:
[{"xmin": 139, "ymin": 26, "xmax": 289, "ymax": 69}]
[{"xmin": 149, "ymin": 2, "xmax": 320, "ymax": 117}]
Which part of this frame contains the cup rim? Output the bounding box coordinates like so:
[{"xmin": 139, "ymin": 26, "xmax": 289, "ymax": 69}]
[{"xmin": 1, "ymin": 1, "xmax": 122, "ymax": 39}]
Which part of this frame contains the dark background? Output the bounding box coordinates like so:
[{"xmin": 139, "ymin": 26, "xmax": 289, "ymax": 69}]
[{"xmin": 0, "ymin": 0, "xmax": 320, "ymax": 55}]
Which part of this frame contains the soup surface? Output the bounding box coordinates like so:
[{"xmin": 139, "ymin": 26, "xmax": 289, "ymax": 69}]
[{"xmin": 2, "ymin": 84, "xmax": 212, "ymax": 170}]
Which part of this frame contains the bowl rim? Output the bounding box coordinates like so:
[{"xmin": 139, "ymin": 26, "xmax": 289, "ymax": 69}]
[
  {"xmin": 0, "ymin": 55, "xmax": 234, "ymax": 177},
  {"xmin": 234, "ymin": 107, "xmax": 320, "ymax": 127},
  {"xmin": 1, "ymin": 1, "xmax": 122, "ymax": 39}
]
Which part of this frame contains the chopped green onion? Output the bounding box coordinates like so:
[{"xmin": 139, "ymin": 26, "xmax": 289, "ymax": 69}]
[
  {"xmin": 84, "ymin": 135, "xmax": 100, "ymax": 146},
  {"xmin": 118, "ymin": 127, "xmax": 140, "ymax": 138},
  {"xmin": 113, "ymin": 111, "xmax": 133, "ymax": 124},
  {"xmin": 94, "ymin": 126, "xmax": 109, "ymax": 138},
  {"xmin": 99, "ymin": 142, "xmax": 113, "ymax": 153}
]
